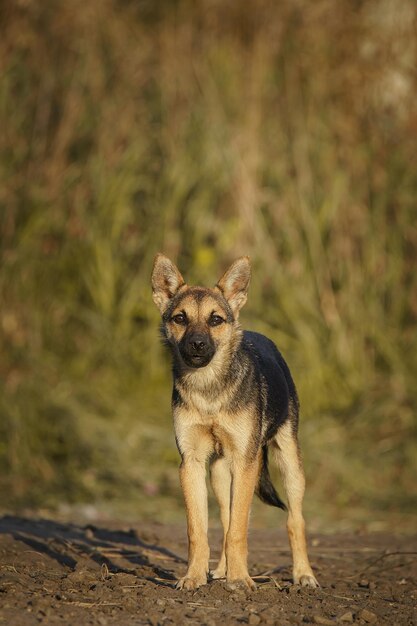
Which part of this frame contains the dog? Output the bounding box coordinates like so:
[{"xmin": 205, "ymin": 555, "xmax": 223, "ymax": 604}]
[{"xmin": 151, "ymin": 254, "xmax": 318, "ymax": 591}]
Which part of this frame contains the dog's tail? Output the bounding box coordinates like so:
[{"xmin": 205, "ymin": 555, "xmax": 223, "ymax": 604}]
[{"xmin": 255, "ymin": 445, "xmax": 287, "ymax": 511}]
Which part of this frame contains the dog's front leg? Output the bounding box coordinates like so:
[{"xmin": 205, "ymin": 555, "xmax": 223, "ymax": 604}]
[
  {"xmin": 177, "ymin": 453, "xmax": 210, "ymax": 590},
  {"xmin": 225, "ymin": 455, "xmax": 260, "ymax": 590}
]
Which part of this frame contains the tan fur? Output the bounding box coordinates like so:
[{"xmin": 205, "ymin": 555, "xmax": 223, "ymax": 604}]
[
  {"xmin": 273, "ymin": 420, "xmax": 317, "ymax": 586},
  {"xmin": 224, "ymin": 452, "xmax": 260, "ymax": 589},
  {"xmin": 216, "ymin": 256, "xmax": 251, "ymax": 315},
  {"xmin": 166, "ymin": 290, "xmax": 238, "ymax": 350},
  {"xmin": 151, "ymin": 254, "xmax": 185, "ymax": 313},
  {"xmin": 209, "ymin": 456, "xmax": 231, "ymax": 579},
  {"xmin": 177, "ymin": 446, "xmax": 210, "ymax": 590},
  {"xmin": 174, "ymin": 403, "xmax": 258, "ymax": 589}
]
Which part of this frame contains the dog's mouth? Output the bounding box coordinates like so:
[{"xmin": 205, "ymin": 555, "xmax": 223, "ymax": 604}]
[
  {"xmin": 178, "ymin": 333, "xmax": 215, "ymax": 369},
  {"xmin": 181, "ymin": 352, "xmax": 214, "ymax": 369}
]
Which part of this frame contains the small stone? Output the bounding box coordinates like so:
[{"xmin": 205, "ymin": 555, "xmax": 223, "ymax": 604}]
[
  {"xmin": 156, "ymin": 599, "xmax": 166, "ymax": 606},
  {"xmin": 85, "ymin": 528, "xmax": 94, "ymax": 540},
  {"xmin": 368, "ymin": 582, "xmax": 376, "ymax": 591},
  {"xmin": 358, "ymin": 579, "xmax": 369, "ymax": 588},
  {"xmin": 338, "ymin": 612, "xmax": 353, "ymax": 623},
  {"xmin": 313, "ymin": 617, "xmax": 334, "ymax": 625},
  {"xmin": 249, "ymin": 615, "xmax": 261, "ymax": 625},
  {"xmin": 358, "ymin": 609, "xmax": 378, "ymax": 623}
]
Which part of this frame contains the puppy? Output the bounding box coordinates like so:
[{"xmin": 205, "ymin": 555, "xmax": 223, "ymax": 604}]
[{"xmin": 151, "ymin": 254, "xmax": 318, "ymax": 590}]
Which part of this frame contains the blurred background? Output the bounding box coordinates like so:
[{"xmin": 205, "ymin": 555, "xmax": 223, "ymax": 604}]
[{"xmin": 0, "ymin": 0, "xmax": 416, "ymax": 531}]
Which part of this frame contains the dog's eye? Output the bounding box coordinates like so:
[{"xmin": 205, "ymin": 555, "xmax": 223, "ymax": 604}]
[
  {"xmin": 172, "ymin": 313, "xmax": 187, "ymax": 325},
  {"xmin": 209, "ymin": 314, "xmax": 224, "ymax": 327}
]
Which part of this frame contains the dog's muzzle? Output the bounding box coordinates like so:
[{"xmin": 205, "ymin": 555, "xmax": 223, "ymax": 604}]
[{"xmin": 180, "ymin": 333, "xmax": 215, "ymax": 368}]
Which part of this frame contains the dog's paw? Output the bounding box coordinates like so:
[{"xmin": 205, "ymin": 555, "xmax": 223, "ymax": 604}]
[
  {"xmin": 300, "ymin": 574, "xmax": 319, "ymax": 588},
  {"xmin": 294, "ymin": 573, "xmax": 320, "ymax": 588},
  {"xmin": 226, "ymin": 575, "xmax": 257, "ymax": 591},
  {"xmin": 176, "ymin": 575, "xmax": 207, "ymax": 591},
  {"xmin": 210, "ymin": 565, "xmax": 226, "ymax": 580}
]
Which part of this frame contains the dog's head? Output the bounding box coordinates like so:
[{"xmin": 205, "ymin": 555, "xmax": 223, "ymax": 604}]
[{"xmin": 151, "ymin": 254, "xmax": 251, "ymax": 369}]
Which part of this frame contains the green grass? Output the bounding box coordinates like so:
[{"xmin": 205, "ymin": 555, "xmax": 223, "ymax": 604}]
[{"xmin": 0, "ymin": 0, "xmax": 416, "ymax": 529}]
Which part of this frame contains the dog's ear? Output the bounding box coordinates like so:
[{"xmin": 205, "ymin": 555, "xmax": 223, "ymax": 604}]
[
  {"xmin": 152, "ymin": 254, "xmax": 185, "ymax": 313},
  {"xmin": 216, "ymin": 256, "xmax": 251, "ymax": 316}
]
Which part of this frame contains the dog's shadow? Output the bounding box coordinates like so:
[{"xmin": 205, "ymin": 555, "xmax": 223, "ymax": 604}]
[{"xmin": 0, "ymin": 514, "xmax": 185, "ymax": 587}]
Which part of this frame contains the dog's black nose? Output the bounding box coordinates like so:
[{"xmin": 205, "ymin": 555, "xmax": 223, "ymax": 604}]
[
  {"xmin": 191, "ymin": 339, "xmax": 207, "ymax": 353},
  {"xmin": 186, "ymin": 333, "xmax": 209, "ymax": 355}
]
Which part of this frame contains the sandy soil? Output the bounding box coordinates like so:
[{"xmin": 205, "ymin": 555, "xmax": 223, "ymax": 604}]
[{"xmin": 0, "ymin": 515, "xmax": 416, "ymax": 625}]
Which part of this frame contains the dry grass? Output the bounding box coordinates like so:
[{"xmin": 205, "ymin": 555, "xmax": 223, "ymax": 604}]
[{"xmin": 0, "ymin": 0, "xmax": 416, "ymax": 527}]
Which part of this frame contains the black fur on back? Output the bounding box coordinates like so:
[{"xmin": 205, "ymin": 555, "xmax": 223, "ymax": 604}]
[{"xmin": 255, "ymin": 445, "xmax": 287, "ymax": 511}]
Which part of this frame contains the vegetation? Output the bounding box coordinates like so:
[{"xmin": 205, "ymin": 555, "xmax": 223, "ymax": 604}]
[{"xmin": 0, "ymin": 0, "xmax": 416, "ymax": 528}]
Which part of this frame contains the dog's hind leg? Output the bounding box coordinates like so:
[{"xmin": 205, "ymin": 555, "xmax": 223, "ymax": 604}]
[
  {"xmin": 209, "ymin": 455, "xmax": 231, "ymax": 579},
  {"xmin": 273, "ymin": 421, "xmax": 319, "ymax": 588}
]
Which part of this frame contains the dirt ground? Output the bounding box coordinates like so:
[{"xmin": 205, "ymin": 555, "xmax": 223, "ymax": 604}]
[{"xmin": 0, "ymin": 515, "xmax": 416, "ymax": 625}]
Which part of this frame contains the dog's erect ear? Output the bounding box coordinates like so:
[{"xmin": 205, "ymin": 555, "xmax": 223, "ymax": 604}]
[
  {"xmin": 216, "ymin": 256, "xmax": 251, "ymax": 316},
  {"xmin": 152, "ymin": 254, "xmax": 185, "ymax": 313}
]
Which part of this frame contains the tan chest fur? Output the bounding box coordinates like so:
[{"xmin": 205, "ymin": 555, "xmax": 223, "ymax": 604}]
[{"xmin": 173, "ymin": 394, "xmax": 255, "ymax": 461}]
